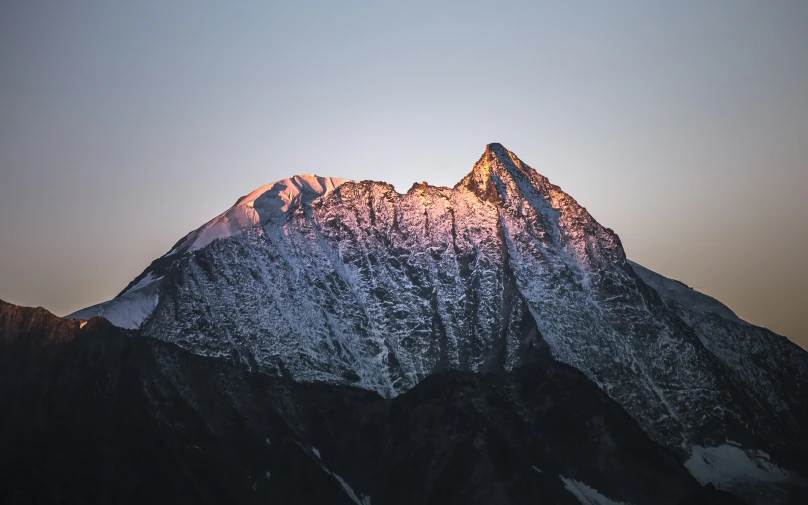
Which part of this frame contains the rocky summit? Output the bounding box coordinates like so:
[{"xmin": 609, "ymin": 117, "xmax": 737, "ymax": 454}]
[{"xmin": 7, "ymin": 143, "xmax": 804, "ymax": 504}]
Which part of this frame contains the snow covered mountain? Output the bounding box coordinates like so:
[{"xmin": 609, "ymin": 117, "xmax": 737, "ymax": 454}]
[
  {"xmin": 69, "ymin": 144, "xmax": 808, "ymax": 500},
  {"xmin": 69, "ymin": 174, "xmax": 350, "ymax": 329}
]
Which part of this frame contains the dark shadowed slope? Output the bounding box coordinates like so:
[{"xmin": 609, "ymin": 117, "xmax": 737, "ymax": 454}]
[{"xmin": 0, "ymin": 300, "xmax": 750, "ymax": 505}]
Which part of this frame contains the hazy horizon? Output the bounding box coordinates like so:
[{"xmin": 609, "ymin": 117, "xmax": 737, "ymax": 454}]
[{"xmin": 1, "ymin": 1, "xmax": 806, "ymax": 348}]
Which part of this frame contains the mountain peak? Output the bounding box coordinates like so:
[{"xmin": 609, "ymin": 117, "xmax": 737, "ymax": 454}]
[
  {"xmin": 455, "ymin": 143, "xmax": 535, "ymax": 204},
  {"xmin": 480, "ymin": 142, "xmax": 514, "ymax": 166},
  {"xmin": 481, "ymin": 143, "xmax": 534, "ymax": 177}
]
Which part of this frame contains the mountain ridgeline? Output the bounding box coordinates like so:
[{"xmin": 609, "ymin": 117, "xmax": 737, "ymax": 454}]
[{"xmin": 5, "ymin": 144, "xmax": 805, "ymax": 504}]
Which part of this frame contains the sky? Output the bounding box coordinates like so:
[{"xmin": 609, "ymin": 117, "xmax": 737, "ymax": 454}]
[{"xmin": 1, "ymin": 1, "xmax": 806, "ymax": 348}]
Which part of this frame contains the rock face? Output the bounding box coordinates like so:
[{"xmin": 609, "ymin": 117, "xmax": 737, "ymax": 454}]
[
  {"xmin": 67, "ymin": 144, "xmax": 808, "ymax": 498},
  {"xmin": 1, "ymin": 300, "xmax": 745, "ymax": 505}
]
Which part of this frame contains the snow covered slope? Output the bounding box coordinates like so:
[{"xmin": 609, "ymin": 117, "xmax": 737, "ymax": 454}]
[
  {"xmin": 68, "ymin": 272, "xmax": 162, "ymax": 329},
  {"xmin": 69, "ymin": 144, "xmax": 808, "ymax": 495},
  {"xmin": 174, "ymin": 174, "xmax": 351, "ymax": 253},
  {"xmin": 68, "ymin": 175, "xmax": 350, "ymax": 329},
  {"xmin": 628, "ymin": 261, "xmax": 742, "ymax": 323}
]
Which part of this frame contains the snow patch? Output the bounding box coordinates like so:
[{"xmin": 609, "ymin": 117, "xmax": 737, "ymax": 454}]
[
  {"xmin": 628, "ymin": 261, "xmax": 741, "ymax": 323},
  {"xmin": 684, "ymin": 443, "xmax": 791, "ymax": 488},
  {"xmin": 189, "ymin": 203, "xmax": 261, "ymax": 251},
  {"xmin": 560, "ymin": 476, "xmax": 631, "ymax": 505},
  {"xmin": 121, "ymin": 272, "xmax": 159, "ymax": 296},
  {"xmin": 311, "ymin": 446, "xmax": 370, "ymax": 505},
  {"xmin": 67, "ymin": 274, "xmax": 162, "ymax": 329},
  {"xmin": 333, "ymin": 473, "xmax": 371, "ymax": 505}
]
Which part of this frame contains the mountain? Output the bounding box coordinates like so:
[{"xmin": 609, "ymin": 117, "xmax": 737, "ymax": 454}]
[
  {"xmin": 1, "ymin": 300, "xmax": 745, "ymax": 505},
  {"xmin": 58, "ymin": 143, "xmax": 808, "ymax": 502}
]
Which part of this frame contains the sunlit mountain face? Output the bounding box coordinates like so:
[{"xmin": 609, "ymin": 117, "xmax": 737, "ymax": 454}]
[{"xmin": 3, "ymin": 145, "xmax": 807, "ymax": 505}]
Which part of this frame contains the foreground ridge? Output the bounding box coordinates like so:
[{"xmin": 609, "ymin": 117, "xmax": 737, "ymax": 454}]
[{"xmin": 1, "ymin": 299, "xmax": 747, "ymax": 505}]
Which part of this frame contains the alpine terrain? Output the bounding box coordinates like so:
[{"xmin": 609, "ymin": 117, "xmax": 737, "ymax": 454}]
[{"xmin": 3, "ymin": 144, "xmax": 805, "ymax": 504}]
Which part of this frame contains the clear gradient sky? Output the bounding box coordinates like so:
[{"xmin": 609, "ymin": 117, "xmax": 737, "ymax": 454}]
[{"xmin": 1, "ymin": 1, "xmax": 807, "ymax": 348}]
